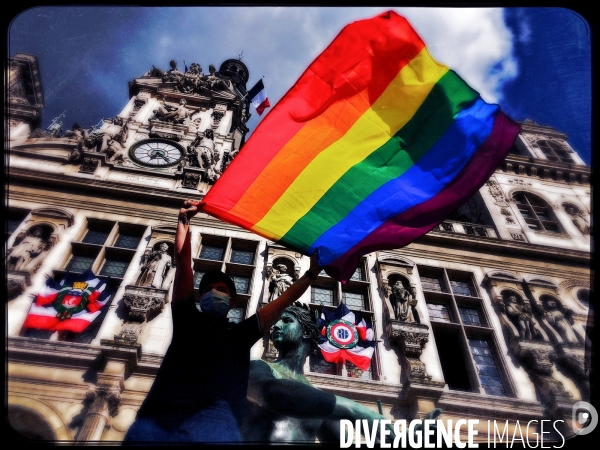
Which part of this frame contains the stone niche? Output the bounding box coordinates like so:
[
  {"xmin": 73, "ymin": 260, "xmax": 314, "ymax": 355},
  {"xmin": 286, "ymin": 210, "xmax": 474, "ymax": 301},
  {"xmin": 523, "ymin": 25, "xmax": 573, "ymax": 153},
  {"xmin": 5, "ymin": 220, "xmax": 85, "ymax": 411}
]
[
  {"xmin": 6, "ymin": 207, "xmax": 74, "ymax": 300},
  {"xmin": 376, "ymin": 253, "xmax": 437, "ymax": 385}
]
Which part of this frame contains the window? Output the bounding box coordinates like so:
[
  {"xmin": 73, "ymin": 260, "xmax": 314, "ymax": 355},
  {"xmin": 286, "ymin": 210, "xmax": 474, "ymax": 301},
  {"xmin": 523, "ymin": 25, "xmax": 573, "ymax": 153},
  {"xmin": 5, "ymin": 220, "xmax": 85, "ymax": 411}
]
[
  {"xmin": 193, "ymin": 235, "xmax": 259, "ymax": 325},
  {"xmin": 65, "ymin": 254, "xmax": 96, "ymax": 273},
  {"xmin": 514, "ymin": 193, "xmax": 561, "ymax": 233},
  {"xmin": 115, "ymin": 233, "xmax": 141, "ymax": 249},
  {"xmin": 420, "ymin": 266, "xmax": 510, "ymax": 396},
  {"xmin": 450, "ymin": 279, "xmax": 473, "ymax": 296},
  {"xmin": 227, "ymin": 307, "xmax": 245, "ymax": 323},
  {"xmin": 193, "ymin": 270, "xmax": 206, "ymax": 289},
  {"xmin": 350, "ymin": 266, "xmax": 364, "ymax": 281},
  {"xmin": 230, "ymin": 249, "xmax": 254, "ymax": 265},
  {"xmin": 230, "ymin": 274, "xmax": 250, "ymax": 295},
  {"xmin": 342, "ymin": 291, "xmax": 366, "ymax": 310},
  {"xmin": 82, "ymin": 230, "xmax": 110, "ymax": 245},
  {"xmin": 199, "ymin": 245, "xmax": 225, "ymax": 261},
  {"xmin": 468, "ymin": 339, "xmax": 507, "ymax": 396},
  {"xmin": 310, "ymin": 351, "xmax": 337, "ymax": 375},
  {"xmin": 312, "ymin": 287, "xmax": 335, "ymax": 306},
  {"xmin": 421, "ymin": 275, "xmax": 444, "ymax": 292},
  {"xmin": 427, "ymin": 303, "xmax": 452, "ymax": 323},
  {"xmin": 99, "ymin": 258, "xmax": 129, "ymax": 278},
  {"xmin": 536, "ymin": 140, "xmax": 574, "ymax": 164},
  {"xmin": 458, "ymin": 307, "xmax": 483, "ymax": 326}
]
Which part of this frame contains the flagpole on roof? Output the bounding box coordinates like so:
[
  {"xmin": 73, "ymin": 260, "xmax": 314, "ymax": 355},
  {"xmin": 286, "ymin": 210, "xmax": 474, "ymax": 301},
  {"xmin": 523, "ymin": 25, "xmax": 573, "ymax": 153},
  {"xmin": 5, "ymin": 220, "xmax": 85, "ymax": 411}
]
[{"xmin": 241, "ymin": 76, "xmax": 266, "ymax": 101}]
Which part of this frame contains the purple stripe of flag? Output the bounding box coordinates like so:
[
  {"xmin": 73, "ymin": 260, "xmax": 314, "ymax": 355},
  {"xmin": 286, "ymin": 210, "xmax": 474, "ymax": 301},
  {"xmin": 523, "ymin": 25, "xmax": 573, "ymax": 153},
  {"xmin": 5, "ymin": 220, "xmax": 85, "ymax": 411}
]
[{"xmin": 325, "ymin": 112, "xmax": 520, "ymax": 281}]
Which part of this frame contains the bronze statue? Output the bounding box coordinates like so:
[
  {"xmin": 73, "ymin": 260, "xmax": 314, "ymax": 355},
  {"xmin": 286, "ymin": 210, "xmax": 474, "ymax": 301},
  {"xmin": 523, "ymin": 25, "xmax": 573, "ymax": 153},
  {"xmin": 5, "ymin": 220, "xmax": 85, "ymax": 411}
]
[{"xmin": 242, "ymin": 302, "xmax": 394, "ymax": 444}]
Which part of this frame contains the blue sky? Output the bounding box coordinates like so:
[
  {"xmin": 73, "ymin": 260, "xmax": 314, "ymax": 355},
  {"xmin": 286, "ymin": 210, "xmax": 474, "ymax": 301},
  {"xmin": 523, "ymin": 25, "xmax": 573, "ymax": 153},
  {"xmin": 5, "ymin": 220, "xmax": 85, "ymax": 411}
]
[{"xmin": 8, "ymin": 6, "xmax": 591, "ymax": 164}]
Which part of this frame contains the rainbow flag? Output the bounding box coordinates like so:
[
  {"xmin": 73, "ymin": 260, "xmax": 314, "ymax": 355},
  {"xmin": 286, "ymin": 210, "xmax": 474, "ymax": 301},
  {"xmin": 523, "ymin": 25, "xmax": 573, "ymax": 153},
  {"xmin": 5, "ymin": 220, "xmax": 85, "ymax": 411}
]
[{"xmin": 200, "ymin": 10, "xmax": 520, "ymax": 281}]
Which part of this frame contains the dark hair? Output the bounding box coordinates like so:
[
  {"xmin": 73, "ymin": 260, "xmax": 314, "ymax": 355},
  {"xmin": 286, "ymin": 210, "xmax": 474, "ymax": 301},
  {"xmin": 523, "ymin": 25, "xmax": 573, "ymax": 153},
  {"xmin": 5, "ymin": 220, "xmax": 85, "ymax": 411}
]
[
  {"xmin": 283, "ymin": 301, "xmax": 320, "ymax": 348},
  {"xmin": 198, "ymin": 270, "xmax": 237, "ymax": 298}
]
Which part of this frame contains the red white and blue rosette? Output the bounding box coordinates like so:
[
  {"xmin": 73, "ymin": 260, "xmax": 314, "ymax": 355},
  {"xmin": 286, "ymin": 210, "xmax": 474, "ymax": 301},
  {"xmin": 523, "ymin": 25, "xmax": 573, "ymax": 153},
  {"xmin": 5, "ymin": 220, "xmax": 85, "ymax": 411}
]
[{"xmin": 318, "ymin": 303, "xmax": 376, "ymax": 370}]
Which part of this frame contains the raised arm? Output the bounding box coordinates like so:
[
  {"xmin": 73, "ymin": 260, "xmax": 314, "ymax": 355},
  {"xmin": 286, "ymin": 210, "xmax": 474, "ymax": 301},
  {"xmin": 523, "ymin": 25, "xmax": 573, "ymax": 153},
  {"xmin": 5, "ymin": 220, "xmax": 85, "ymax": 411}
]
[
  {"xmin": 172, "ymin": 199, "xmax": 200, "ymax": 304},
  {"xmin": 257, "ymin": 252, "xmax": 321, "ymax": 333}
]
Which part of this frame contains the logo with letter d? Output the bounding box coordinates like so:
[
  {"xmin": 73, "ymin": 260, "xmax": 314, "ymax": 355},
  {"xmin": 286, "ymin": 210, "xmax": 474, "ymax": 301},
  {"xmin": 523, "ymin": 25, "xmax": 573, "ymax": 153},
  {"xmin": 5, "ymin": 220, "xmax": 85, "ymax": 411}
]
[{"xmin": 572, "ymin": 401, "xmax": 598, "ymax": 436}]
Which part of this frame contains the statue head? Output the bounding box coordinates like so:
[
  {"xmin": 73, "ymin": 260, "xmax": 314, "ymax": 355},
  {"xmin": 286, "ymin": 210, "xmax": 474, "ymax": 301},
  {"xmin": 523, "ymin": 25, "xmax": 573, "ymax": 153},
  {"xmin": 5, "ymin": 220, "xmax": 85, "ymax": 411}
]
[
  {"xmin": 272, "ymin": 301, "xmax": 320, "ymax": 350},
  {"xmin": 544, "ymin": 298, "xmax": 558, "ymax": 310},
  {"xmin": 72, "ymin": 123, "xmax": 82, "ymax": 131},
  {"xmin": 204, "ymin": 129, "xmax": 214, "ymax": 140},
  {"xmin": 159, "ymin": 242, "xmax": 169, "ymax": 252},
  {"xmin": 29, "ymin": 227, "xmax": 43, "ymax": 238},
  {"xmin": 209, "ymin": 64, "xmax": 216, "ymax": 74},
  {"xmin": 277, "ymin": 264, "xmax": 288, "ymax": 273},
  {"xmin": 169, "ymin": 60, "xmax": 177, "ymax": 70}
]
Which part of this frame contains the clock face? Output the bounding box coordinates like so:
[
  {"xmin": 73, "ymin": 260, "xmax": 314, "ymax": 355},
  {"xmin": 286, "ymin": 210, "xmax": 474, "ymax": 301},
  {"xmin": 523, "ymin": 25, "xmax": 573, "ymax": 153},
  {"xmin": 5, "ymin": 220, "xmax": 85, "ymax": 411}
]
[{"xmin": 129, "ymin": 139, "xmax": 183, "ymax": 167}]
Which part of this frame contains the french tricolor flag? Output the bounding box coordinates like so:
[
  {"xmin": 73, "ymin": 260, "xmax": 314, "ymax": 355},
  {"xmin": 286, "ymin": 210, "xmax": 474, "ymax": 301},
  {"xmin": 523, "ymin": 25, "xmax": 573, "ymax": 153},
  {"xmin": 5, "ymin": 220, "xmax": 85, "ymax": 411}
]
[{"xmin": 248, "ymin": 79, "xmax": 270, "ymax": 116}]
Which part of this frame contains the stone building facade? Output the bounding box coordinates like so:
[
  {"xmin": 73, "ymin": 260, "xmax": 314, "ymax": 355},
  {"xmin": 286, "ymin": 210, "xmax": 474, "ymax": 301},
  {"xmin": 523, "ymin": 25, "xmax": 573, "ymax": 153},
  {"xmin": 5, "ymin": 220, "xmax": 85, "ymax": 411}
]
[{"xmin": 6, "ymin": 53, "xmax": 592, "ymax": 444}]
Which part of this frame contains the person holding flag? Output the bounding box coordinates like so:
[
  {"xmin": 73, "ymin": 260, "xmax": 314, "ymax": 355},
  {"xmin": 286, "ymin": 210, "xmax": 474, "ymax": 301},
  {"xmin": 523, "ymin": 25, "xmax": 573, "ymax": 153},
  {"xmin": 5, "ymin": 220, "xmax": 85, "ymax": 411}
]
[{"xmin": 123, "ymin": 199, "xmax": 322, "ymax": 444}]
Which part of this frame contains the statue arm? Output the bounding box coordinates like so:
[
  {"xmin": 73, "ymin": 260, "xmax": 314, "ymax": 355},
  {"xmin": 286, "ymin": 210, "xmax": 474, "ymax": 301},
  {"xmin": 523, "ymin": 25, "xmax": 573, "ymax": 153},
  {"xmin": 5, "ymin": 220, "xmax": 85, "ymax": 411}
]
[
  {"xmin": 249, "ymin": 359, "xmax": 394, "ymax": 441},
  {"xmin": 248, "ymin": 360, "xmax": 337, "ymax": 418}
]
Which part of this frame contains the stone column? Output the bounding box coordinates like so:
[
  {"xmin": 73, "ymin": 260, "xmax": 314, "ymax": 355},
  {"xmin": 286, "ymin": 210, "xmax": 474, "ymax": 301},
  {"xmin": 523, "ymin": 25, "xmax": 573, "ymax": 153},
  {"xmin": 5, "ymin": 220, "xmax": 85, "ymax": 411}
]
[{"xmin": 74, "ymin": 386, "xmax": 121, "ymax": 443}]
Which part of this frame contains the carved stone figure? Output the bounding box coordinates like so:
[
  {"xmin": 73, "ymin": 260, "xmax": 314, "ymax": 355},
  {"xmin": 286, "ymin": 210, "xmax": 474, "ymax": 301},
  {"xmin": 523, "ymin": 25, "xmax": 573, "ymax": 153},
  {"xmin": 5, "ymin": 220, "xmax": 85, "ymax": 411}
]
[
  {"xmin": 64, "ymin": 123, "xmax": 89, "ymax": 162},
  {"xmin": 154, "ymin": 98, "xmax": 194, "ymax": 125},
  {"xmin": 180, "ymin": 63, "xmax": 205, "ymax": 93},
  {"xmin": 542, "ymin": 297, "xmax": 579, "ymax": 344},
  {"xmin": 198, "ymin": 129, "xmax": 221, "ymax": 182},
  {"xmin": 565, "ymin": 206, "xmax": 590, "ymax": 235},
  {"xmin": 503, "ymin": 295, "xmax": 540, "ymax": 340},
  {"xmin": 268, "ymin": 264, "xmax": 295, "ymax": 302},
  {"xmin": 104, "ymin": 139, "xmax": 128, "ymax": 164},
  {"xmin": 203, "ymin": 64, "xmax": 234, "ymax": 92},
  {"xmin": 136, "ymin": 243, "xmax": 173, "ymax": 289},
  {"xmin": 389, "ymin": 280, "xmax": 416, "ymax": 322},
  {"xmin": 161, "ymin": 60, "xmax": 184, "ymax": 83},
  {"xmin": 242, "ymin": 302, "xmax": 395, "ymax": 444},
  {"xmin": 46, "ymin": 120, "xmax": 63, "ymax": 137},
  {"xmin": 184, "ymin": 132, "xmax": 203, "ymax": 168},
  {"xmin": 6, "ymin": 226, "xmax": 47, "ymax": 272}
]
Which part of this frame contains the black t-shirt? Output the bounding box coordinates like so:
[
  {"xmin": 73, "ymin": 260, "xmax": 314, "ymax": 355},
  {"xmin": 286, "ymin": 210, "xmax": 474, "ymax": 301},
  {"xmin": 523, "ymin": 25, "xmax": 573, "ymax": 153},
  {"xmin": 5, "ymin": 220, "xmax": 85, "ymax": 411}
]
[{"xmin": 136, "ymin": 295, "xmax": 262, "ymax": 427}]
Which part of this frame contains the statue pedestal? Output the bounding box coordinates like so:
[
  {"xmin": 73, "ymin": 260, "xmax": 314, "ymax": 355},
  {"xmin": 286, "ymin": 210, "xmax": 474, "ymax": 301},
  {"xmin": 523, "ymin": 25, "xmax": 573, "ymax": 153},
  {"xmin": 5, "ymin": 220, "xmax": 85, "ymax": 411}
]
[
  {"xmin": 111, "ymin": 285, "xmax": 169, "ymax": 345},
  {"xmin": 386, "ymin": 320, "xmax": 435, "ymax": 384},
  {"xmin": 7, "ymin": 270, "xmax": 32, "ymax": 300}
]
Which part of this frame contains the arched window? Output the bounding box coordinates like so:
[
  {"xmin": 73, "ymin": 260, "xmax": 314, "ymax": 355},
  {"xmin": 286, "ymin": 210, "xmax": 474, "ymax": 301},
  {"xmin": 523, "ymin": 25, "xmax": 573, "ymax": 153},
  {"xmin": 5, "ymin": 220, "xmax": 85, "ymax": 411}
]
[
  {"xmin": 536, "ymin": 140, "xmax": 574, "ymax": 163},
  {"xmin": 513, "ymin": 192, "xmax": 561, "ymax": 233}
]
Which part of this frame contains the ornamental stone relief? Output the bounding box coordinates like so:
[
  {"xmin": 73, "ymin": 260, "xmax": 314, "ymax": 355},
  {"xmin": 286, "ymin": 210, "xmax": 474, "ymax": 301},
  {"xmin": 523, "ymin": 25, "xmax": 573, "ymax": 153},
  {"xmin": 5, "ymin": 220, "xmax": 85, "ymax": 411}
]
[{"xmin": 486, "ymin": 179, "xmax": 507, "ymax": 204}]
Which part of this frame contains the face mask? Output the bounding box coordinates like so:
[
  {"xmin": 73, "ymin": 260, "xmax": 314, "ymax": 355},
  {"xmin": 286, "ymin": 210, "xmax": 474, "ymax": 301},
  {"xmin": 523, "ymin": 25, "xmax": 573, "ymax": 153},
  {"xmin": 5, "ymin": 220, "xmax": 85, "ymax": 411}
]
[{"xmin": 196, "ymin": 289, "xmax": 231, "ymax": 318}]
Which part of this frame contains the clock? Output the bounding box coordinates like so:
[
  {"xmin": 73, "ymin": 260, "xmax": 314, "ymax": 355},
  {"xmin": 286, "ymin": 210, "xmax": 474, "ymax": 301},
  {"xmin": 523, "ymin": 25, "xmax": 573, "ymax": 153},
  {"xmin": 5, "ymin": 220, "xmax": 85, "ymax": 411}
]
[{"xmin": 129, "ymin": 139, "xmax": 184, "ymax": 167}]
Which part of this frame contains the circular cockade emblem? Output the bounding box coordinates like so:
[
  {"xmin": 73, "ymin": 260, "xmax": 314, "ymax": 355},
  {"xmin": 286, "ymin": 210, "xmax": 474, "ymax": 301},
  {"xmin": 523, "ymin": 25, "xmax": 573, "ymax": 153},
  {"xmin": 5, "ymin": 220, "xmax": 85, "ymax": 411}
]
[
  {"xmin": 326, "ymin": 319, "xmax": 359, "ymax": 349},
  {"xmin": 129, "ymin": 139, "xmax": 184, "ymax": 167}
]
